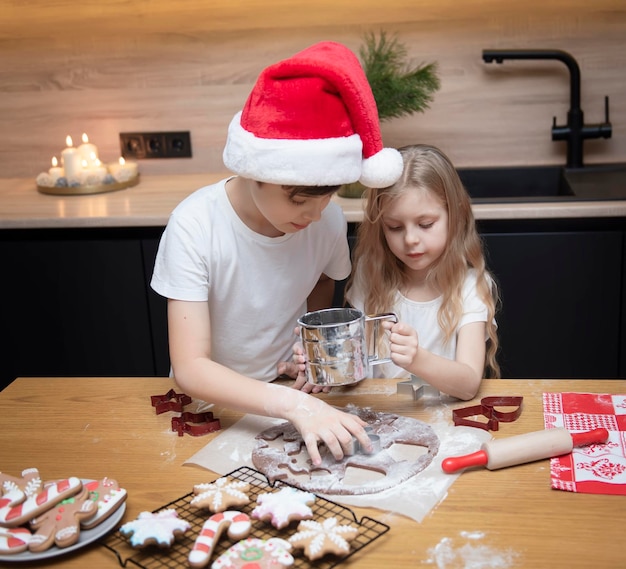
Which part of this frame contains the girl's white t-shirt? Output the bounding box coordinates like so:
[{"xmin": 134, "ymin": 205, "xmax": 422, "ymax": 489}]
[{"xmin": 347, "ymin": 269, "xmax": 491, "ymax": 378}]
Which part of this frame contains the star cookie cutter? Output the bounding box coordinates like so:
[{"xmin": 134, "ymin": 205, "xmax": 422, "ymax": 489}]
[
  {"xmin": 150, "ymin": 389, "xmax": 192, "ymax": 415},
  {"xmin": 397, "ymin": 375, "xmax": 441, "ymax": 400},
  {"xmin": 452, "ymin": 396, "xmax": 523, "ymax": 431},
  {"xmin": 171, "ymin": 411, "xmax": 221, "ymax": 437}
]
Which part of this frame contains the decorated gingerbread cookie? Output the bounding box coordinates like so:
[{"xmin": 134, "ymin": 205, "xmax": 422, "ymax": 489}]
[
  {"xmin": 0, "ymin": 477, "xmax": 83, "ymax": 528},
  {"xmin": 0, "ymin": 527, "xmax": 31, "ymax": 555},
  {"xmin": 80, "ymin": 477, "xmax": 127, "ymax": 530},
  {"xmin": 188, "ymin": 511, "xmax": 251, "ymax": 568},
  {"xmin": 251, "ymin": 487, "xmax": 315, "ymax": 529},
  {"xmin": 190, "ymin": 477, "xmax": 250, "ymax": 513},
  {"xmin": 0, "ymin": 468, "xmax": 43, "ymax": 509},
  {"xmin": 211, "ymin": 537, "xmax": 294, "ymax": 569},
  {"xmin": 29, "ymin": 486, "xmax": 98, "ymax": 552},
  {"xmin": 120, "ymin": 509, "xmax": 191, "ymax": 549},
  {"xmin": 288, "ymin": 517, "xmax": 359, "ymax": 560}
]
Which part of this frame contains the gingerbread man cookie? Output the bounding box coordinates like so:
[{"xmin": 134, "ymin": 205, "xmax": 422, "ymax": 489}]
[
  {"xmin": 28, "ymin": 486, "xmax": 98, "ymax": 552},
  {"xmin": 190, "ymin": 477, "xmax": 250, "ymax": 513},
  {"xmin": 251, "ymin": 487, "xmax": 315, "ymax": 529}
]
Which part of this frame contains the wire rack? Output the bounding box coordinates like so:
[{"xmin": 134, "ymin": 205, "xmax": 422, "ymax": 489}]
[{"xmin": 101, "ymin": 466, "xmax": 390, "ymax": 568}]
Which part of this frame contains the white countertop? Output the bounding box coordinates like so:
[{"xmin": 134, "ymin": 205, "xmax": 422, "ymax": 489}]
[{"xmin": 1, "ymin": 174, "xmax": 626, "ymax": 229}]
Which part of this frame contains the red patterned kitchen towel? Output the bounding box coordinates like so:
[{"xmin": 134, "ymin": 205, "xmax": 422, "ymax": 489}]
[{"xmin": 543, "ymin": 392, "xmax": 626, "ymax": 495}]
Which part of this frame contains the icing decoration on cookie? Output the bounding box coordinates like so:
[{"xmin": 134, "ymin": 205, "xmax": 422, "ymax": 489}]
[
  {"xmin": 211, "ymin": 537, "xmax": 294, "ymax": 569},
  {"xmin": 288, "ymin": 517, "xmax": 359, "ymax": 560},
  {"xmin": 251, "ymin": 487, "xmax": 315, "ymax": 529},
  {"xmin": 190, "ymin": 477, "xmax": 250, "ymax": 513},
  {"xmin": 29, "ymin": 486, "xmax": 98, "ymax": 552},
  {"xmin": 120, "ymin": 509, "xmax": 190, "ymax": 549},
  {"xmin": 0, "ymin": 468, "xmax": 43, "ymax": 508},
  {"xmin": 188, "ymin": 511, "xmax": 251, "ymax": 568},
  {"xmin": 0, "ymin": 527, "xmax": 31, "ymax": 554},
  {"xmin": 80, "ymin": 477, "xmax": 127, "ymax": 530},
  {"xmin": 252, "ymin": 404, "xmax": 440, "ymax": 495},
  {"xmin": 0, "ymin": 477, "xmax": 82, "ymax": 528}
]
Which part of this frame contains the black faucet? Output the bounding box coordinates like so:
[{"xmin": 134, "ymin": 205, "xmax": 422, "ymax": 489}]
[{"xmin": 482, "ymin": 49, "xmax": 612, "ymax": 169}]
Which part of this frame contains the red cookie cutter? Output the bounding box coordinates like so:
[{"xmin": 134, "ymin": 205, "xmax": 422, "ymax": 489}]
[
  {"xmin": 452, "ymin": 396, "xmax": 523, "ymax": 431},
  {"xmin": 171, "ymin": 411, "xmax": 221, "ymax": 437},
  {"xmin": 150, "ymin": 389, "xmax": 192, "ymax": 415}
]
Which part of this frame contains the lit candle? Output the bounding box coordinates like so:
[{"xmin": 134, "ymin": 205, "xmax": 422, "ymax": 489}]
[
  {"xmin": 48, "ymin": 156, "xmax": 64, "ymax": 183},
  {"xmin": 61, "ymin": 136, "xmax": 82, "ymax": 182},
  {"xmin": 81, "ymin": 157, "xmax": 108, "ymax": 185},
  {"xmin": 108, "ymin": 157, "xmax": 138, "ymax": 182},
  {"xmin": 78, "ymin": 133, "xmax": 99, "ymax": 167}
]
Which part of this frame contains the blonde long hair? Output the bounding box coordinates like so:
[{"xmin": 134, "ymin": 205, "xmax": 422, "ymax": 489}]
[{"xmin": 345, "ymin": 144, "xmax": 500, "ymax": 378}]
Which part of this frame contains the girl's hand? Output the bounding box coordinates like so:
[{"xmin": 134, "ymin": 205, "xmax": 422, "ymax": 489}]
[{"xmin": 383, "ymin": 320, "xmax": 419, "ymax": 368}]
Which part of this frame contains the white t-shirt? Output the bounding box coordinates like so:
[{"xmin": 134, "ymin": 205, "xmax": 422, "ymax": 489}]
[
  {"xmin": 151, "ymin": 178, "xmax": 351, "ymax": 382},
  {"xmin": 347, "ymin": 269, "xmax": 492, "ymax": 378}
]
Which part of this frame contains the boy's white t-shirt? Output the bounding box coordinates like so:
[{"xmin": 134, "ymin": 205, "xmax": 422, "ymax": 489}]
[
  {"xmin": 347, "ymin": 269, "xmax": 491, "ymax": 378},
  {"xmin": 151, "ymin": 178, "xmax": 351, "ymax": 382}
]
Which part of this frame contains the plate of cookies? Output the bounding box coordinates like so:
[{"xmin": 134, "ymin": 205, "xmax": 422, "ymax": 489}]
[
  {"xmin": 102, "ymin": 466, "xmax": 389, "ymax": 569},
  {"xmin": 0, "ymin": 469, "xmax": 127, "ymax": 562}
]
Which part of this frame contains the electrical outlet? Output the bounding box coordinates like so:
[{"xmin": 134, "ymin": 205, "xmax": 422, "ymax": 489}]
[{"xmin": 119, "ymin": 131, "xmax": 192, "ymax": 159}]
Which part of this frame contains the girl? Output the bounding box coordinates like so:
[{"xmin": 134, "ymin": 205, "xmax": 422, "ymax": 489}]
[{"xmin": 345, "ymin": 144, "xmax": 500, "ymax": 400}]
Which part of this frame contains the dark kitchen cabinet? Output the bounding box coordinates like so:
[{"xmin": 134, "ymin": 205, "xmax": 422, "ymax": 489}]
[
  {"xmin": 478, "ymin": 220, "xmax": 623, "ymax": 378},
  {"xmin": 0, "ymin": 228, "xmax": 169, "ymax": 391}
]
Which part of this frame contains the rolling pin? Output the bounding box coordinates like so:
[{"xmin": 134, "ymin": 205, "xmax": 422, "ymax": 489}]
[{"xmin": 442, "ymin": 427, "xmax": 609, "ymax": 473}]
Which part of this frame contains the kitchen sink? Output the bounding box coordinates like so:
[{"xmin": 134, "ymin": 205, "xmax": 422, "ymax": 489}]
[{"xmin": 456, "ymin": 163, "xmax": 626, "ymax": 203}]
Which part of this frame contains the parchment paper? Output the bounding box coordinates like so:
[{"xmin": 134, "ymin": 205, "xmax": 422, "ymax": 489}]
[{"xmin": 184, "ymin": 412, "xmax": 490, "ymax": 523}]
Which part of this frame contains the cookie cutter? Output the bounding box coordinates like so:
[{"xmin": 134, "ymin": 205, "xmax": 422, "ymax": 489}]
[
  {"xmin": 171, "ymin": 411, "xmax": 221, "ymax": 437},
  {"xmin": 452, "ymin": 396, "xmax": 523, "ymax": 431},
  {"xmin": 150, "ymin": 389, "xmax": 192, "ymax": 415},
  {"xmin": 345, "ymin": 427, "xmax": 382, "ymax": 456},
  {"xmin": 397, "ymin": 375, "xmax": 441, "ymax": 400}
]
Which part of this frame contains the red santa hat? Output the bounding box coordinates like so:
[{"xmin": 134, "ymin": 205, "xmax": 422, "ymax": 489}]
[{"xmin": 223, "ymin": 41, "xmax": 403, "ymax": 188}]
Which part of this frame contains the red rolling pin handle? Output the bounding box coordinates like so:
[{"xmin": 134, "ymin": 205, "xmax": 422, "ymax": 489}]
[{"xmin": 442, "ymin": 427, "xmax": 609, "ymax": 474}]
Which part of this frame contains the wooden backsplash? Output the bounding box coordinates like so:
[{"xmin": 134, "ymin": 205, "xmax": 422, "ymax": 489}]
[{"xmin": 2, "ymin": 0, "xmax": 625, "ymax": 179}]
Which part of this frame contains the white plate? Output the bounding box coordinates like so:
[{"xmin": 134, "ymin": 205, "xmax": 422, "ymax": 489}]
[{"xmin": 0, "ymin": 480, "xmax": 126, "ymax": 563}]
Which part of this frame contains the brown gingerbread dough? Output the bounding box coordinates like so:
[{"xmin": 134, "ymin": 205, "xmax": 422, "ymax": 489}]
[{"xmin": 251, "ymin": 404, "xmax": 439, "ymax": 495}]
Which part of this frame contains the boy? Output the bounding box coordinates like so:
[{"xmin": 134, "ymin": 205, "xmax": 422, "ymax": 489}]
[{"xmin": 151, "ymin": 41, "xmax": 402, "ymax": 465}]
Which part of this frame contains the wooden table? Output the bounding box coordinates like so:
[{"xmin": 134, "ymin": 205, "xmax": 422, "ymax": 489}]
[{"xmin": 0, "ymin": 377, "xmax": 624, "ymax": 568}]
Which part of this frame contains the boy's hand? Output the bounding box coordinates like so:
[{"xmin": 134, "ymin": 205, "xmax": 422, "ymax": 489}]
[
  {"xmin": 283, "ymin": 393, "xmax": 370, "ymax": 466},
  {"xmin": 382, "ymin": 320, "xmax": 419, "ymax": 368},
  {"xmin": 276, "ymin": 333, "xmax": 330, "ymax": 393}
]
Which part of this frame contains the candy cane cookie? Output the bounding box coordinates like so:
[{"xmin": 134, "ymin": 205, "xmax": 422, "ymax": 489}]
[
  {"xmin": 188, "ymin": 511, "xmax": 251, "ymax": 568},
  {"xmin": 0, "ymin": 477, "xmax": 82, "ymax": 528},
  {"xmin": 0, "ymin": 527, "xmax": 31, "ymax": 555}
]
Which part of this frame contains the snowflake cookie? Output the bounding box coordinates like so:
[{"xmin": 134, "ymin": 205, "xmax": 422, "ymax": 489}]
[
  {"xmin": 191, "ymin": 477, "xmax": 251, "ymax": 513},
  {"xmin": 288, "ymin": 517, "xmax": 359, "ymax": 560},
  {"xmin": 119, "ymin": 509, "xmax": 190, "ymax": 549},
  {"xmin": 251, "ymin": 486, "xmax": 315, "ymax": 529}
]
